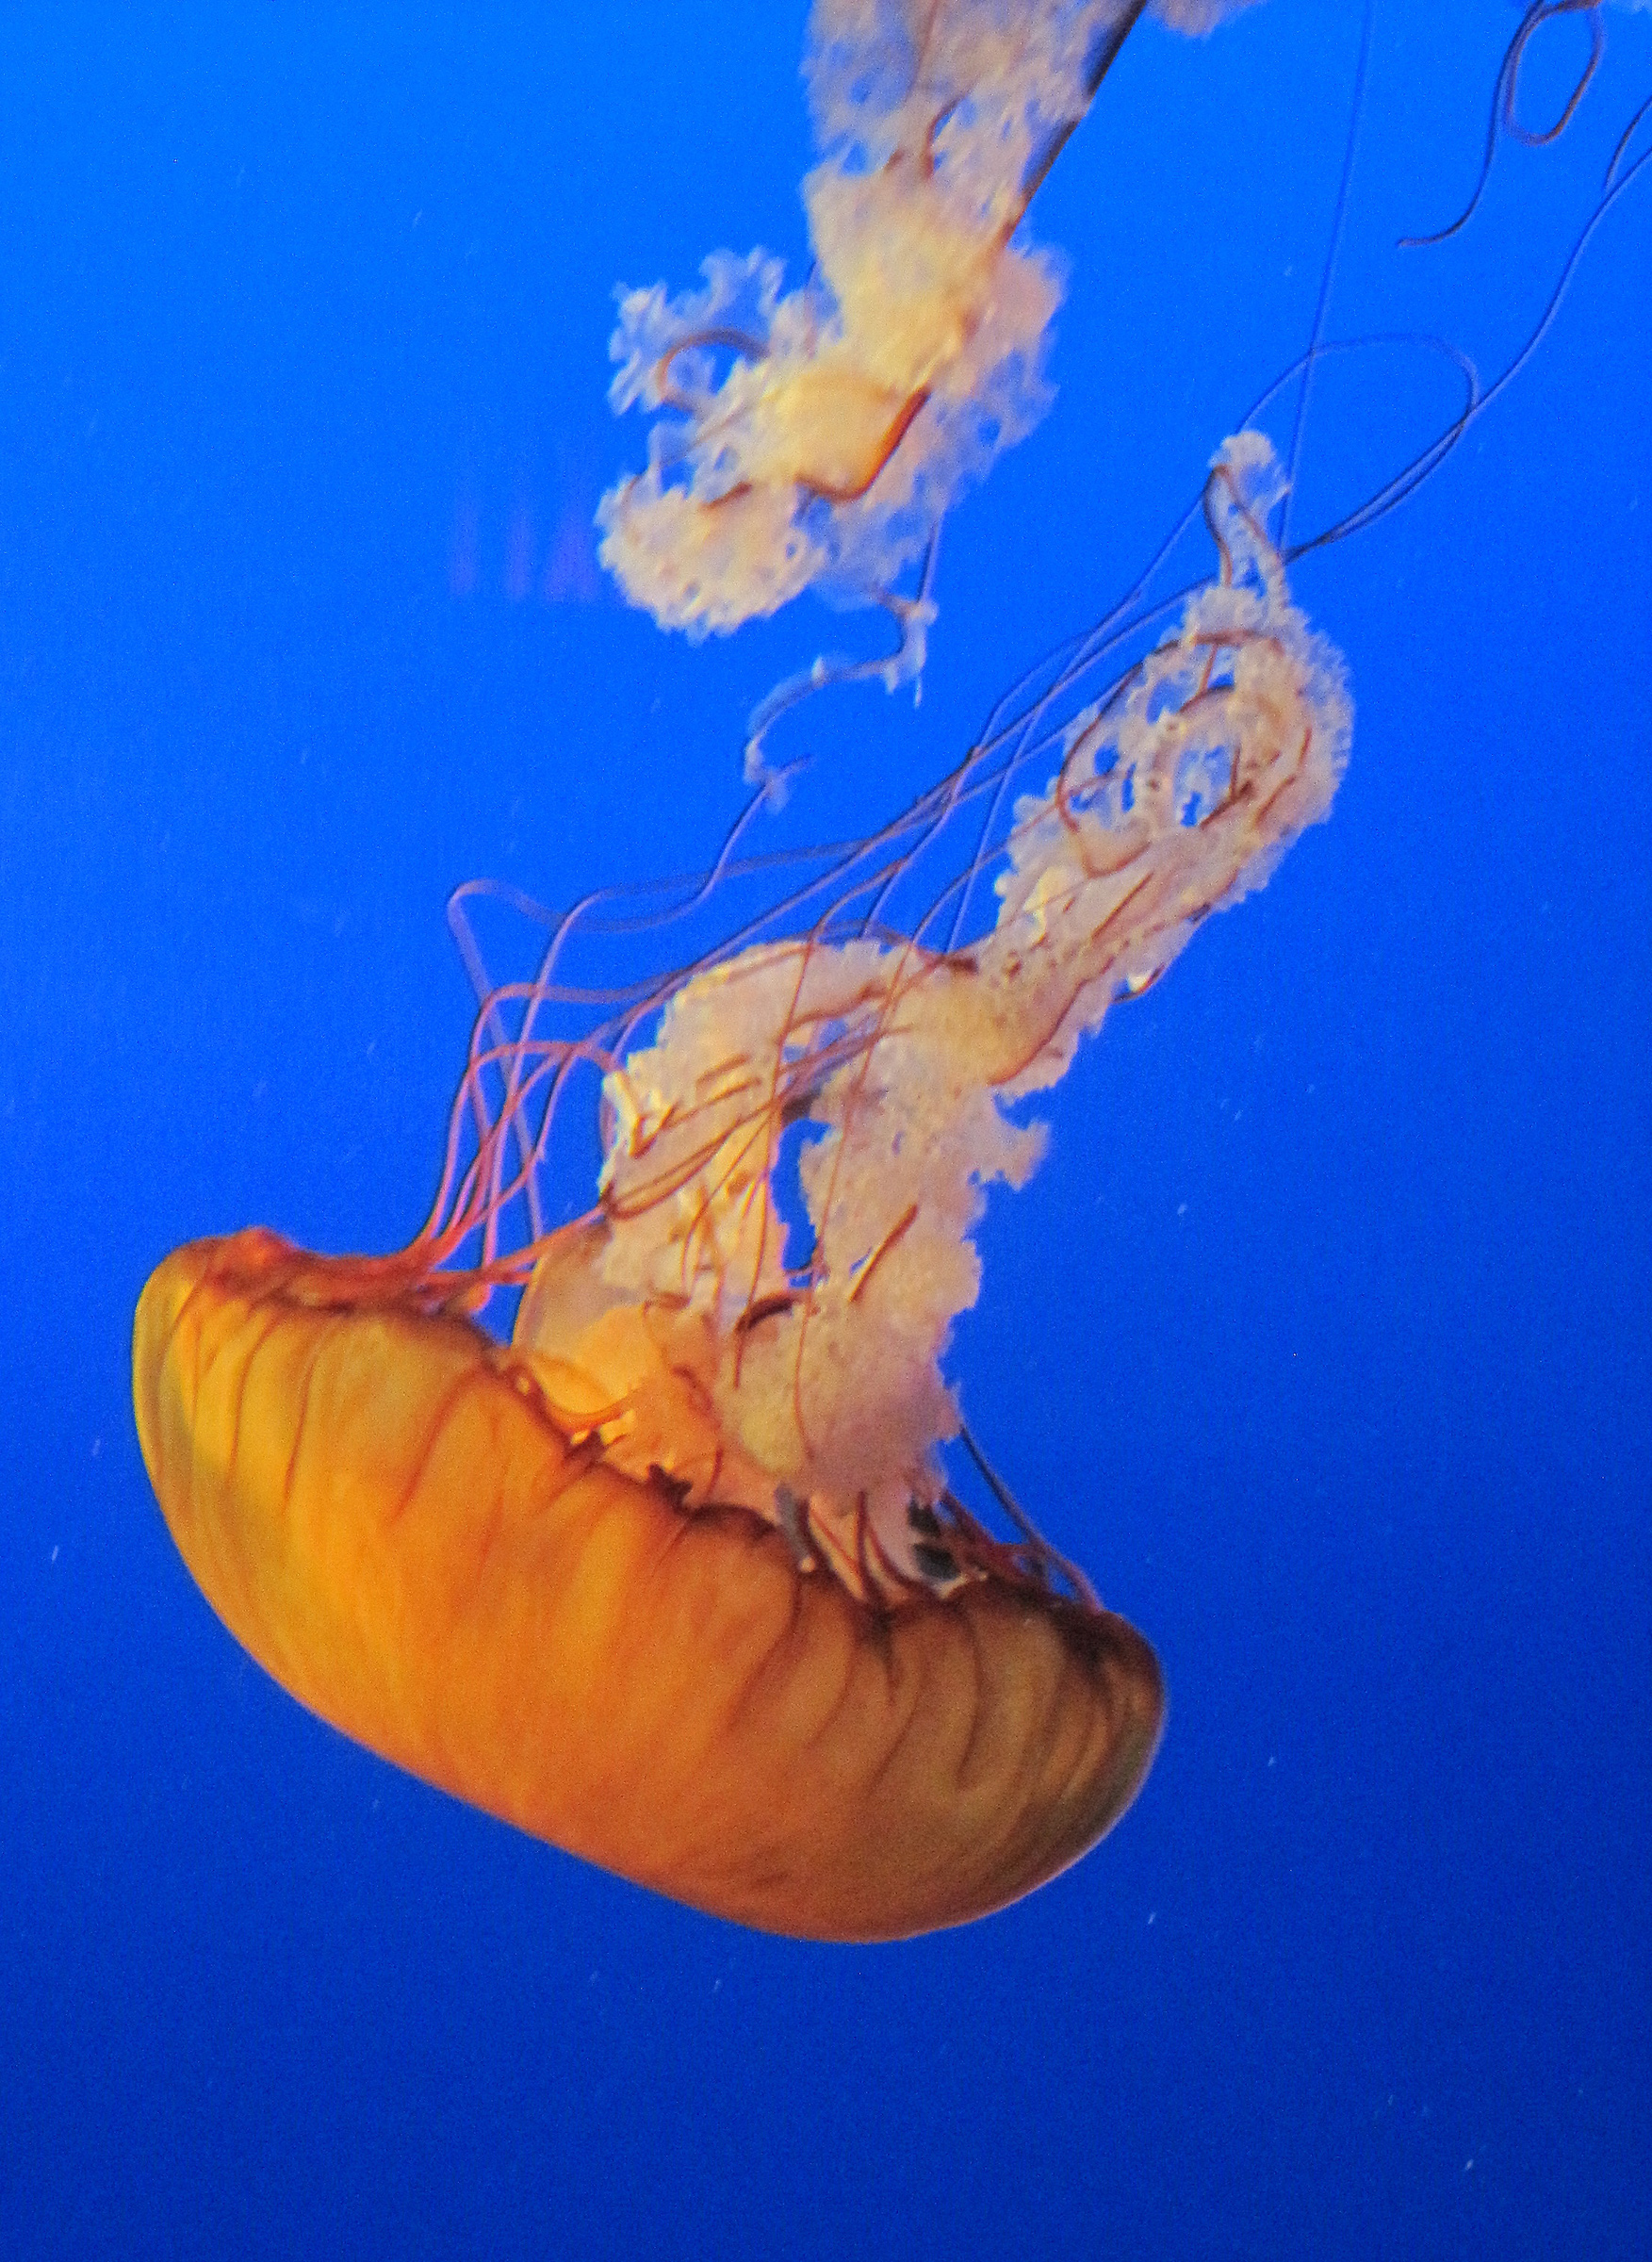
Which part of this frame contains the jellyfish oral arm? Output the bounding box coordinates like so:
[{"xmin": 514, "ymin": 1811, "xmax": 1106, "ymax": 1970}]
[{"xmin": 598, "ymin": 0, "xmax": 1267, "ymax": 744}]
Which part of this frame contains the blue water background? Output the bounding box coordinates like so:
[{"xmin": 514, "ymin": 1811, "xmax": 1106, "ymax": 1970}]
[{"xmin": 2, "ymin": 5, "xmax": 1648, "ymax": 2255}]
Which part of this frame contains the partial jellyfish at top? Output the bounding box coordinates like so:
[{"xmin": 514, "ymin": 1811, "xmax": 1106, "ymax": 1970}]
[
  {"xmin": 132, "ymin": 4, "xmax": 1648, "ymax": 1940},
  {"xmin": 596, "ymin": 0, "xmax": 1648, "ymax": 767},
  {"xmin": 597, "ymin": 0, "xmax": 1263, "ymax": 765}
]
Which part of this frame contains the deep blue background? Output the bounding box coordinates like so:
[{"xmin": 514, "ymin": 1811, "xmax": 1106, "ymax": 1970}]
[{"xmin": 2, "ymin": 5, "xmax": 1648, "ymax": 2256}]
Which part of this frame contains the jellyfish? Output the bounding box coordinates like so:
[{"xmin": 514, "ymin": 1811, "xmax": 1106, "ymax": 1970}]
[
  {"xmin": 134, "ymin": 431, "xmax": 1346, "ymax": 1940},
  {"xmin": 131, "ymin": 1, "xmax": 1646, "ymax": 1939},
  {"xmin": 597, "ymin": 0, "xmax": 1264, "ymax": 758}
]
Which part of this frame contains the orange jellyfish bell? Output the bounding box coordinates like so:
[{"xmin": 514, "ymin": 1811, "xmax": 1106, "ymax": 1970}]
[{"xmin": 133, "ymin": 1229, "xmax": 1163, "ymax": 1941}]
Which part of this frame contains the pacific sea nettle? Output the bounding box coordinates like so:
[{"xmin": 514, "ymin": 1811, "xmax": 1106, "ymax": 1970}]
[{"xmin": 133, "ymin": 436, "xmax": 1349, "ymax": 1939}]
